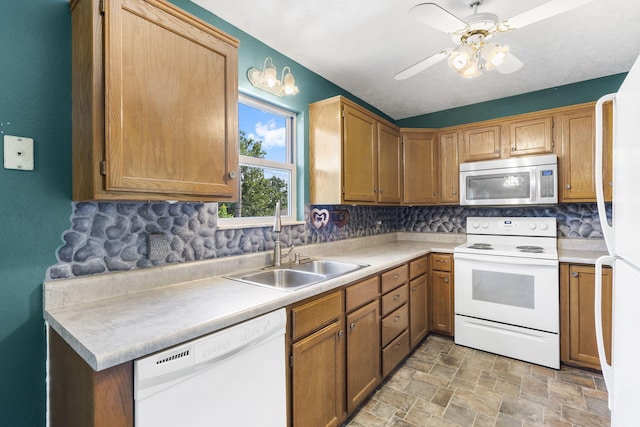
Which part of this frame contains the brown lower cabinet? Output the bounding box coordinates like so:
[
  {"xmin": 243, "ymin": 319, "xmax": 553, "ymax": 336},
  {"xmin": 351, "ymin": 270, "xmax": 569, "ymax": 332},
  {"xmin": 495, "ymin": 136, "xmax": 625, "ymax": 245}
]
[
  {"xmin": 409, "ymin": 256, "xmax": 429, "ymax": 349},
  {"xmin": 49, "ymin": 329, "xmax": 133, "ymax": 427},
  {"xmin": 560, "ymin": 263, "xmax": 613, "ymax": 370},
  {"xmin": 430, "ymin": 253, "xmax": 454, "ymax": 336}
]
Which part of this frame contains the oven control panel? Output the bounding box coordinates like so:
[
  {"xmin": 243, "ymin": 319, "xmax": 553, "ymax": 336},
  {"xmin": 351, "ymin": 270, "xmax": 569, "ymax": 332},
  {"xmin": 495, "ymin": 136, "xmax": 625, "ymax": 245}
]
[{"xmin": 466, "ymin": 217, "xmax": 556, "ymax": 237}]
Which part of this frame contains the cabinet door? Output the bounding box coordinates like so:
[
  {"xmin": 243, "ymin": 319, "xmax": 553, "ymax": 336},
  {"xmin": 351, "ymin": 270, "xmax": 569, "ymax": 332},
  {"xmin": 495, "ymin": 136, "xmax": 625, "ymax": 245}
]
[
  {"xmin": 558, "ymin": 107, "xmax": 596, "ymax": 201},
  {"xmin": 409, "ymin": 274, "xmax": 429, "ymax": 349},
  {"xmin": 342, "ymin": 104, "xmax": 377, "ymax": 203},
  {"xmin": 346, "ymin": 300, "xmax": 381, "ymax": 413},
  {"xmin": 431, "ymin": 270, "xmax": 454, "ymax": 336},
  {"xmin": 377, "ymin": 123, "xmax": 403, "ymax": 204},
  {"xmin": 506, "ymin": 116, "xmax": 554, "ymax": 157},
  {"xmin": 460, "ymin": 125, "xmax": 502, "ymax": 162},
  {"xmin": 439, "ymin": 131, "xmax": 459, "ymax": 204},
  {"xmin": 291, "ymin": 320, "xmax": 345, "ymax": 427},
  {"xmin": 104, "ymin": 0, "xmax": 238, "ymax": 198},
  {"xmin": 402, "ymin": 131, "xmax": 439, "ymax": 205},
  {"xmin": 560, "ymin": 264, "xmax": 612, "ymax": 370}
]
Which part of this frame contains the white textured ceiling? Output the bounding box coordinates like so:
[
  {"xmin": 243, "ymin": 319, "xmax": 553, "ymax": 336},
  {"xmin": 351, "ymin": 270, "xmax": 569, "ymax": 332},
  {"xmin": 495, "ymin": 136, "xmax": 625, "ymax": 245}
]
[{"xmin": 192, "ymin": 0, "xmax": 640, "ymax": 120}]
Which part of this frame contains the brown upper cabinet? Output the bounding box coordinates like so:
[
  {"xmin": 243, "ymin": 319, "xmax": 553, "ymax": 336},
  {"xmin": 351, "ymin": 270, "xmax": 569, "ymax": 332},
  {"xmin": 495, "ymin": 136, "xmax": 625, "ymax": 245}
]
[
  {"xmin": 505, "ymin": 115, "xmax": 554, "ymax": 157},
  {"xmin": 438, "ymin": 131, "xmax": 460, "ymax": 204},
  {"xmin": 558, "ymin": 102, "xmax": 613, "ymax": 202},
  {"xmin": 309, "ymin": 96, "xmax": 612, "ymax": 205},
  {"xmin": 71, "ymin": 0, "xmax": 239, "ymax": 201},
  {"xmin": 401, "ymin": 130, "xmax": 439, "ymax": 205},
  {"xmin": 459, "ymin": 124, "xmax": 502, "ymax": 162},
  {"xmin": 309, "ymin": 96, "xmax": 401, "ymax": 205}
]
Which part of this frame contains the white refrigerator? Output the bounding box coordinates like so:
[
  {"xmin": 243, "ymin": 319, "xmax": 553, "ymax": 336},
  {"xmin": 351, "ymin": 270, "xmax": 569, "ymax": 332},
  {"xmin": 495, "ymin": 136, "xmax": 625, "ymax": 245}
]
[{"xmin": 595, "ymin": 53, "xmax": 640, "ymax": 425}]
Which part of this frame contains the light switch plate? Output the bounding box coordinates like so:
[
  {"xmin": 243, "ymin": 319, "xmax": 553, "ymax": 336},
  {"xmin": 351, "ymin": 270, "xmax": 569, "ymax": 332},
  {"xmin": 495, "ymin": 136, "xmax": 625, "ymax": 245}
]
[{"xmin": 4, "ymin": 135, "xmax": 34, "ymax": 171}]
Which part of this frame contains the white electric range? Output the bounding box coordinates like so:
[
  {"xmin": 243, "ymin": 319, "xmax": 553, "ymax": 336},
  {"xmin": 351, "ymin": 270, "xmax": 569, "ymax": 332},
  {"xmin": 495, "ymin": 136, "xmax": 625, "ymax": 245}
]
[{"xmin": 454, "ymin": 216, "xmax": 559, "ymax": 369}]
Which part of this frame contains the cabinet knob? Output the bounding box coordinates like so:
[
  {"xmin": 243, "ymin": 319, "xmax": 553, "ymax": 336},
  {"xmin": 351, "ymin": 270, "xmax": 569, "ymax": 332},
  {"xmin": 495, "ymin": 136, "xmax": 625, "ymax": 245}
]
[
  {"xmin": 393, "ymin": 274, "xmax": 400, "ymax": 280},
  {"xmin": 452, "ymin": 190, "xmax": 457, "ymax": 194},
  {"xmin": 494, "ymin": 149, "xmax": 500, "ymax": 154},
  {"xmin": 393, "ymin": 294, "xmax": 400, "ymax": 301},
  {"xmin": 511, "ymin": 147, "xmax": 516, "ymax": 151},
  {"xmin": 373, "ymin": 187, "xmax": 377, "ymax": 193},
  {"xmin": 350, "ymin": 322, "xmax": 356, "ymax": 330},
  {"xmin": 444, "ymin": 277, "xmax": 449, "ymax": 283},
  {"xmin": 338, "ymin": 330, "xmax": 344, "ymax": 337},
  {"xmin": 394, "ymin": 344, "xmax": 400, "ymax": 351},
  {"xmin": 228, "ymin": 171, "xmax": 237, "ymax": 179},
  {"xmin": 565, "ymin": 184, "xmax": 572, "ymax": 189},
  {"xmin": 609, "ymin": 182, "xmax": 613, "ymax": 187},
  {"xmin": 394, "ymin": 315, "xmax": 401, "ymax": 322},
  {"xmin": 379, "ymin": 189, "xmax": 384, "ymax": 194},
  {"xmin": 572, "ymin": 272, "xmax": 579, "ymax": 277},
  {"xmin": 433, "ymin": 192, "xmax": 438, "ymax": 196}
]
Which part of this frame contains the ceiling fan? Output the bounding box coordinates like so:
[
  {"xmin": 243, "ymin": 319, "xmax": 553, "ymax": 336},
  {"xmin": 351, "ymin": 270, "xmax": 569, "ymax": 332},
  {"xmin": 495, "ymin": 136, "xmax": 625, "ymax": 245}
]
[{"xmin": 395, "ymin": 0, "xmax": 594, "ymax": 79}]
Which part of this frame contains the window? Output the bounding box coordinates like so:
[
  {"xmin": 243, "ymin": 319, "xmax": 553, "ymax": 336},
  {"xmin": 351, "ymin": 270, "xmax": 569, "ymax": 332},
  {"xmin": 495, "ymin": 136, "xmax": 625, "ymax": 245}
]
[{"xmin": 218, "ymin": 95, "xmax": 297, "ymax": 226}]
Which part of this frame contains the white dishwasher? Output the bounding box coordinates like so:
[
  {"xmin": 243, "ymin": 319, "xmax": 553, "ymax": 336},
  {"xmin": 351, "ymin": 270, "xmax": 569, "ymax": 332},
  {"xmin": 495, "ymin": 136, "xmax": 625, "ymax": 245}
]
[{"xmin": 134, "ymin": 308, "xmax": 287, "ymax": 427}]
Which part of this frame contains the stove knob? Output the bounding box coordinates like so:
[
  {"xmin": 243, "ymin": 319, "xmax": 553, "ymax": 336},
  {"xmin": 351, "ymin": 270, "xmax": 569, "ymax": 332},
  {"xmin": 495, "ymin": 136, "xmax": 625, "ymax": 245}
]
[
  {"xmin": 540, "ymin": 223, "xmax": 549, "ymax": 230},
  {"xmin": 471, "ymin": 221, "xmax": 479, "ymax": 229},
  {"xmin": 481, "ymin": 222, "xmax": 489, "ymax": 229},
  {"xmin": 529, "ymin": 223, "xmax": 536, "ymax": 230}
]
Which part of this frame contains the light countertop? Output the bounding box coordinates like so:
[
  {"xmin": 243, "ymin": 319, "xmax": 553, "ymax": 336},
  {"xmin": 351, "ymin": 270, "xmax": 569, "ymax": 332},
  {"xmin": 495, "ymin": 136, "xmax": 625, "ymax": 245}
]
[
  {"xmin": 44, "ymin": 233, "xmax": 461, "ymax": 371},
  {"xmin": 44, "ymin": 232, "xmax": 608, "ymax": 372}
]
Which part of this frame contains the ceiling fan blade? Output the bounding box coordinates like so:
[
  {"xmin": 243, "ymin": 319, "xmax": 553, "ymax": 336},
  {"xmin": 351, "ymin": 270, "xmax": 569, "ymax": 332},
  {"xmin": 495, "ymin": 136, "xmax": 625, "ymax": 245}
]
[
  {"xmin": 395, "ymin": 50, "xmax": 451, "ymax": 80},
  {"xmin": 495, "ymin": 52, "xmax": 524, "ymax": 74},
  {"xmin": 410, "ymin": 3, "xmax": 467, "ymax": 34},
  {"xmin": 501, "ymin": 0, "xmax": 595, "ymax": 30}
]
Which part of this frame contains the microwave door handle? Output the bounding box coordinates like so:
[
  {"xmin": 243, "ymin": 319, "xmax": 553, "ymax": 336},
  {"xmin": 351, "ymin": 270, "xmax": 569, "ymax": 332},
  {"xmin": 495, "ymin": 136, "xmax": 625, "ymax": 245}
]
[{"xmin": 595, "ymin": 94, "xmax": 616, "ymax": 253}]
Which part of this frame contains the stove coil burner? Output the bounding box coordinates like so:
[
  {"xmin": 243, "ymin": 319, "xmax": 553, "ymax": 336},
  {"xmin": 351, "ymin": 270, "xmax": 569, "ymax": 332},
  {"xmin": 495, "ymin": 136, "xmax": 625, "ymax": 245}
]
[
  {"xmin": 517, "ymin": 245, "xmax": 544, "ymax": 253},
  {"xmin": 468, "ymin": 243, "xmax": 493, "ymax": 250}
]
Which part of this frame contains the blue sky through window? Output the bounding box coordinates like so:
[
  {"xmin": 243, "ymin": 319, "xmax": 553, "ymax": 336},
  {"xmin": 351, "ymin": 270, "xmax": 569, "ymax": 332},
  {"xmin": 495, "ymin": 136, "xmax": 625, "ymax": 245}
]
[{"xmin": 238, "ymin": 102, "xmax": 287, "ymax": 162}]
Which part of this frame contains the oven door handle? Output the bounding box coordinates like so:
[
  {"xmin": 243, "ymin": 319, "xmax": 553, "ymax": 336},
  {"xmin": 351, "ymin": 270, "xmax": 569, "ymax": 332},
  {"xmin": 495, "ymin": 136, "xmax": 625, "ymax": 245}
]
[{"xmin": 454, "ymin": 252, "xmax": 558, "ymax": 267}]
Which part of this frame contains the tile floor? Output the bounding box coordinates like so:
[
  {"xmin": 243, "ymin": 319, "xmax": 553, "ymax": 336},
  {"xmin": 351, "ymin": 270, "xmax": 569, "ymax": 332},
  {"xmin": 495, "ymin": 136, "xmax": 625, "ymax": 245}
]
[{"xmin": 345, "ymin": 335, "xmax": 610, "ymax": 427}]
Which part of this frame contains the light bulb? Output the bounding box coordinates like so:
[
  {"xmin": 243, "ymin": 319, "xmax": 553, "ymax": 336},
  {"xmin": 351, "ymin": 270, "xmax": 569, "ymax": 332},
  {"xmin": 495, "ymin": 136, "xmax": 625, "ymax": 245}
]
[{"xmin": 264, "ymin": 64, "xmax": 277, "ymax": 87}]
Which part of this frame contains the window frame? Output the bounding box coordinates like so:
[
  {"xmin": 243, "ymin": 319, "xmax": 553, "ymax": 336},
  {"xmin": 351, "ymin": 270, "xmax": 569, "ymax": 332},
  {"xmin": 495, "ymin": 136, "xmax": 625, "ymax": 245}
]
[{"xmin": 217, "ymin": 94, "xmax": 298, "ymax": 228}]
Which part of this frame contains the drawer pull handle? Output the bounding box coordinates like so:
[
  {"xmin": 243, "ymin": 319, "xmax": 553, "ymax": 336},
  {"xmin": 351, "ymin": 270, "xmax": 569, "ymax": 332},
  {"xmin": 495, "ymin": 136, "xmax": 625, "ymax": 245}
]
[
  {"xmin": 393, "ymin": 294, "xmax": 400, "ymax": 301},
  {"xmin": 350, "ymin": 323, "xmax": 356, "ymax": 330},
  {"xmin": 437, "ymin": 259, "xmax": 448, "ymax": 263}
]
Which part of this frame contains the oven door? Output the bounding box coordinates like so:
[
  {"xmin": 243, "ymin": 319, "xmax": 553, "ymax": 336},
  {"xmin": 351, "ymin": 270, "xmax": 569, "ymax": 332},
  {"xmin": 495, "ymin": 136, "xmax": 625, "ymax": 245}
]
[{"xmin": 454, "ymin": 253, "xmax": 559, "ymax": 333}]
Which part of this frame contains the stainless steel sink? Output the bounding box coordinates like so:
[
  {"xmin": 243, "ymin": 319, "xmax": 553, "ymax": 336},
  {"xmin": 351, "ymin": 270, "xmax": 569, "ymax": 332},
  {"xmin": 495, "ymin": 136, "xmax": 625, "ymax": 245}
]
[
  {"xmin": 289, "ymin": 260, "xmax": 368, "ymax": 277},
  {"xmin": 226, "ymin": 269, "xmax": 327, "ymax": 291},
  {"xmin": 225, "ymin": 260, "xmax": 368, "ymax": 291}
]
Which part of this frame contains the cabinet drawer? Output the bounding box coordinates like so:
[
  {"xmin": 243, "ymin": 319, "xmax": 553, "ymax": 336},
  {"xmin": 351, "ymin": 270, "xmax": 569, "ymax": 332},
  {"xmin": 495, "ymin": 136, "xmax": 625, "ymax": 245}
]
[
  {"xmin": 381, "ymin": 283, "xmax": 408, "ymax": 316},
  {"xmin": 382, "ymin": 329, "xmax": 410, "ymax": 377},
  {"xmin": 346, "ymin": 276, "xmax": 379, "ymax": 313},
  {"xmin": 291, "ymin": 290, "xmax": 343, "ymax": 341},
  {"xmin": 410, "ymin": 256, "xmax": 428, "ymax": 279},
  {"xmin": 381, "ymin": 264, "xmax": 409, "ymax": 293},
  {"xmin": 431, "ymin": 253, "xmax": 452, "ymax": 272},
  {"xmin": 381, "ymin": 304, "xmax": 409, "ymax": 347}
]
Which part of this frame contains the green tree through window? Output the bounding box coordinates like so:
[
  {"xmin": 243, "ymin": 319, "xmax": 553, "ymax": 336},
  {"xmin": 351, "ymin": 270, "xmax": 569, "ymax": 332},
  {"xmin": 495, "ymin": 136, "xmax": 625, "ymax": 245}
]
[{"xmin": 219, "ymin": 96, "xmax": 295, "ymax": 222}]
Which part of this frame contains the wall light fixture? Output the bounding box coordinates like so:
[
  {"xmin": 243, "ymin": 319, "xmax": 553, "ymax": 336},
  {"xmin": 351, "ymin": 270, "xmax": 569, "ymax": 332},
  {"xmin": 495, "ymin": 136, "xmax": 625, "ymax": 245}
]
[{"xmin": 247, "ymin": 57, "xmax": 299, "ymax": 97}]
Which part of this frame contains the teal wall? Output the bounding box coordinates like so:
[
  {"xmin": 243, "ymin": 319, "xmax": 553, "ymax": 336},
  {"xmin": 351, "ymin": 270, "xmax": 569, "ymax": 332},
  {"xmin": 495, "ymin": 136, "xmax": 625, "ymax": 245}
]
[
  {"xmin": 397, "ymin": 73, "xmax": 627, "ymax": 128},
  {"xmin": 0, "ymin": 1, "xmax": 72, "ymax": 425},
  {"xmin": 0, "ymin": 0, "xmax": 628, "ymax": 425}
]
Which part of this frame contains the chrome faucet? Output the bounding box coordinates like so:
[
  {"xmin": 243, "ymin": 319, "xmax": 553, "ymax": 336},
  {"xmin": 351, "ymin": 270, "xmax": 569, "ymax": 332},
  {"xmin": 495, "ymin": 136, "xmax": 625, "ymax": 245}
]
[{"xmin": 273, "ymin": 202, "xmax": 283, "ymax": 266}]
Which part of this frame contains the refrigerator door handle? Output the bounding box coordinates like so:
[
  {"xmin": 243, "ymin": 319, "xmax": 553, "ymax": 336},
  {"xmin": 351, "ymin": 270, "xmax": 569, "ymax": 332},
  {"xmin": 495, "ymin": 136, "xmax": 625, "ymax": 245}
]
[
  {"xmin": 595, "ymin": 255, "xmax": 615, "ymax": 410},
  {"xmin": 595, "ymin": 94, "xmax": 616, "ymax": 254}
]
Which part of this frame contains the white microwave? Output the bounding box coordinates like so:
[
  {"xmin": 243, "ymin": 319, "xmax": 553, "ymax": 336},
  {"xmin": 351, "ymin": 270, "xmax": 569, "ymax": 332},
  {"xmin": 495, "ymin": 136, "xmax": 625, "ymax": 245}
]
[{"xmin": 459, "ymin": 154, "xmax": 558, "ymax": 206}]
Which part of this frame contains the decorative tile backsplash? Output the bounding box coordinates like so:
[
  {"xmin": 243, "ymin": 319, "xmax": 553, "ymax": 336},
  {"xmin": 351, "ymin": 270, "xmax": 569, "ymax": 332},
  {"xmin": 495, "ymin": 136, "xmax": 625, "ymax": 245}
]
[{"xmin": 47, "ymin": 202, "xmax": 611, "ymax": 280}]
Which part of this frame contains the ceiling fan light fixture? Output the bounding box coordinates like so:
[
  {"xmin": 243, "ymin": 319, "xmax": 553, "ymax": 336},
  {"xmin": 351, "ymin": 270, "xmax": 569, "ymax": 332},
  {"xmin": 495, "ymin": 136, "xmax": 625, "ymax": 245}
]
[
  {"xmin": 448, "ymin": 45, "xmax": 473, "ymax": 71},
  {"xmin": 480, "ymin": 43, "xmax": 509, "ymax": 70},
  {"xmin": 459, "ymin": 60, "xmax": 482, "ymax": 78}
]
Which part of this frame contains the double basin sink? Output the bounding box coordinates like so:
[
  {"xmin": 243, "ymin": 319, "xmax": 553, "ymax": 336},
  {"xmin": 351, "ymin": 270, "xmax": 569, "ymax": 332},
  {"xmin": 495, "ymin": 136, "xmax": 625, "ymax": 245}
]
[{"xmin": 225, "ymin": 260, "xmax": 369, "ymax": 291}]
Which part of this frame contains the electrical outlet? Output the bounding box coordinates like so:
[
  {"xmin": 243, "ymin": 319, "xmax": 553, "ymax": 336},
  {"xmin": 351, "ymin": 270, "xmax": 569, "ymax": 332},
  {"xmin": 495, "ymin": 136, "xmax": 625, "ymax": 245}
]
[{"xmin": 148, "ymin": 233, "xmax": 170, "ymax": 260}]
